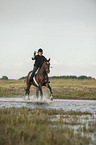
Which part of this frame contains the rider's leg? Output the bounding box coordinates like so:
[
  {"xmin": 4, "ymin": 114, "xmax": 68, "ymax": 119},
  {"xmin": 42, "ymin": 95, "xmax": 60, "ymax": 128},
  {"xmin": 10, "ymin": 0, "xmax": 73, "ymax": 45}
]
[{"xmin": 29, "ymin": 66, "xmax": 38, "ymax": 84}]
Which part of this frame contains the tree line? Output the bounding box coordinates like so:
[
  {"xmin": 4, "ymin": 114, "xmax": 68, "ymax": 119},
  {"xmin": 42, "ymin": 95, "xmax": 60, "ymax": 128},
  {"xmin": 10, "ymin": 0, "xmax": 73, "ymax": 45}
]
[
  {"xmin": 0, "ymin": 75, "xmax": 95, "ymax": 80},
  {"xmin": 49, "ymin": 75, "xmax": 95, "ymax": 79},
  {"xmin": 19, "ymin": 75, "xmax": 95, "ymax": 80}
]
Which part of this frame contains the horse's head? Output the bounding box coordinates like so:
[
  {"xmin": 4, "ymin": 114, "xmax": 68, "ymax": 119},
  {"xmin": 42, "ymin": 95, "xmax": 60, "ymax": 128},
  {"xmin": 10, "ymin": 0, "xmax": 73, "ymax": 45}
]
[{"xmin": 44, "ymin": 58, "xmax": 50, "ymax": 74}]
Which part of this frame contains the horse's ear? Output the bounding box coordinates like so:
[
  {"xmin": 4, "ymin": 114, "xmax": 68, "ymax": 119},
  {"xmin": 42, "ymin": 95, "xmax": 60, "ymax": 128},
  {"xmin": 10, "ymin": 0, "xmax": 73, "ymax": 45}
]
[{"xmin": 48, "ymin": 58, "xmax": 50, "ymax": 62}]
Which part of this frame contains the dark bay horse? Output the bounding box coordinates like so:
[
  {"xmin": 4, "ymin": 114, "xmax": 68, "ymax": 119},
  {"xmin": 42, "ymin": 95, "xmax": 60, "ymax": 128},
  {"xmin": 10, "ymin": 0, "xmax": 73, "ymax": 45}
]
[{"xmin": 25, "ymin": 59, "xmax": 53, "ymax": 100}]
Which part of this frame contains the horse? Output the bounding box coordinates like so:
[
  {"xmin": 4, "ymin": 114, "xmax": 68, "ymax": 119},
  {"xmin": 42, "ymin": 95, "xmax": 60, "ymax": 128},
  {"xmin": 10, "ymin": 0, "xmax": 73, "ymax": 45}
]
[{"xmin": 25, "ymin": 59, "xmax": 53, "ymax": 100}]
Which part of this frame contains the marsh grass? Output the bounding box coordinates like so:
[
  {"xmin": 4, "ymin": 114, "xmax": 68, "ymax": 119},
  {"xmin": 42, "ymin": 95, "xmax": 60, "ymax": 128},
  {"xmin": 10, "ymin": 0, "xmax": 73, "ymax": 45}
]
[
  {"xmin": 0, "ymin": 78, "xmax": 96, "ymax": 99},
  {"xmin": 0, "ymin": 79, "xmax": 35, "ymax": 97},
  {"xmin": 51, "ymin": 79, "xmax": 96, "ymax": 99},
  {"xmin": 0, "ymin": 107, "xmax": 95, "ymax": 145}
]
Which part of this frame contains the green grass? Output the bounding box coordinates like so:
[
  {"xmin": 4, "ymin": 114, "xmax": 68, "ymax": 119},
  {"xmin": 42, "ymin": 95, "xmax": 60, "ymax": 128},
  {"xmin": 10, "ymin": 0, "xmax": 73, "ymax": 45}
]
[
  {"xmin": 50, "ymin": 79, "xmax": 96, "ymax": 99},
  {"xmin": 0, "ymin": 78, "xmax": 96, "ymax": 99},
  {"xmin": 0, "ymin": 107, "xmax": 95, "ymax": 145}
]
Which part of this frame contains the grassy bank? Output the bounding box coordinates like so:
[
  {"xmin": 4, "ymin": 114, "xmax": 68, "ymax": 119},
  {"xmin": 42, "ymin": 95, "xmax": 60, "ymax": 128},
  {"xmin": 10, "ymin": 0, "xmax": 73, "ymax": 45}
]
[
  {"xmin": 0, "ymin": 78, "xmax": 96, "ymax": 99},
  {"xmin": 51, "ymin": 78, "xmax": 96, "ymax": 100},
  {"xmin": 0, "ymin": 107, "xmax": 96, "ymax": 145}
]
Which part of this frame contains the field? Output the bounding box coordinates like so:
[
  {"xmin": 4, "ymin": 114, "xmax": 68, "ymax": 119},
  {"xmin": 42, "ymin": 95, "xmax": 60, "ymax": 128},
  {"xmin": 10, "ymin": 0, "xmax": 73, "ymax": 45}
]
[
  {"xmin": 0, "ymin": 78, "xmax": 96, "ymax": 100},
  {"xmin": 0, "ymin": 107, "xmax": 96, "ymax": 145},
  {"xmin": 0, "ymin": 79, "xmax": 96, "ymax": 145}
]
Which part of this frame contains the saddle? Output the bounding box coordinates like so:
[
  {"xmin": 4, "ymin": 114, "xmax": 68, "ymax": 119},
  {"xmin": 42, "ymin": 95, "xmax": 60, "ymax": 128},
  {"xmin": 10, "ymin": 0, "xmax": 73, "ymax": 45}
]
[{"xmin": 30, "ymin": 67, "xmax": 50, "ymax": 86}]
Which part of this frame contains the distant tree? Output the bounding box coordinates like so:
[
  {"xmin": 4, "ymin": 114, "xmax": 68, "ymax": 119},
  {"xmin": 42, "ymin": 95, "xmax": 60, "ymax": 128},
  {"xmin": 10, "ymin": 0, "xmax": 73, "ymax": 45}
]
[
  {"xmin": 19, "ymin": 76, "xmax": 27, "ymax": 80},
  {"xmin": 78, "ymin": 75, "xmax": 91, "ymax": 79},
  {"xmin": 50, "ymin": 75, "xmax": 94, "ymax": 79},
  {"xmin": 2, "ymin": 76, "xmax": 8, "ymax": 80}
]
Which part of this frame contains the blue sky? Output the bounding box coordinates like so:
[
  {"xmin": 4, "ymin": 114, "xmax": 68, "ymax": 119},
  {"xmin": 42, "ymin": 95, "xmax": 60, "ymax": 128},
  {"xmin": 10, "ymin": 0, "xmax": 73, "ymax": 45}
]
[{"xmin": 0, "ymin": 0, "xmax": 96, "ymax": 79}]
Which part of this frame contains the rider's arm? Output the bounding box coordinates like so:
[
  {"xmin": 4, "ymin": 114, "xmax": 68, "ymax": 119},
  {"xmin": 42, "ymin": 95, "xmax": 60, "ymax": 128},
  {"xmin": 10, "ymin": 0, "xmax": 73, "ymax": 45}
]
[
  {"xmin": 32, "ymin": 51, "xmax": 36, "ymax": 60},
  {"xmin": 32, "ymin": 55, "xmax": 35, "ymax": 60}
]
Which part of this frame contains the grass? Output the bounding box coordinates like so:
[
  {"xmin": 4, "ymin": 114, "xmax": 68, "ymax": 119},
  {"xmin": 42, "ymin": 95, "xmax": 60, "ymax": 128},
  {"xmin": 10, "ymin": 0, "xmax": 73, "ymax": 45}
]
[
  {"xmin": 0, "ymin": 78, "xmax": 96, "ymax": 99},
  {"xmin": 0, "ymin": 79, "xmax": 96, "ymax": 144},
  {"xmin": 50, "ymin": 78, "xmax": 96, "ymax": 99},
  {"xmin": 0, "ymin": 107, "xmax": 96, "ymax": 145}
]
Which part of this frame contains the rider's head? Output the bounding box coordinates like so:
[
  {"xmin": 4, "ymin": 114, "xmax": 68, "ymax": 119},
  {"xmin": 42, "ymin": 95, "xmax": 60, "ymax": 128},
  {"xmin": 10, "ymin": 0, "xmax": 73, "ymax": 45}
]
[{"xmin": 38, "ymin": 48, "xmax": 43, "ymax": 56}]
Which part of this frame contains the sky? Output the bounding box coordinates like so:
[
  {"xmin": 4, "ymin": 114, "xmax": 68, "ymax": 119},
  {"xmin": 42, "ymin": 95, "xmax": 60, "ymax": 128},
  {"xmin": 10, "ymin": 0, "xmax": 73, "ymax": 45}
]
[{"xmin": 0, "ymin": 0, "xmax": 96, "ymax": 79}]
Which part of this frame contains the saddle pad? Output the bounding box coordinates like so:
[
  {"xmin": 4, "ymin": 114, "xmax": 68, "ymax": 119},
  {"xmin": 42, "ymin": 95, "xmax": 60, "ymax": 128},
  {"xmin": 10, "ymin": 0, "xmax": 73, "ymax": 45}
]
[{"xmin": 33, "ymin": 76, "xmax": 39, "ymax": 87}]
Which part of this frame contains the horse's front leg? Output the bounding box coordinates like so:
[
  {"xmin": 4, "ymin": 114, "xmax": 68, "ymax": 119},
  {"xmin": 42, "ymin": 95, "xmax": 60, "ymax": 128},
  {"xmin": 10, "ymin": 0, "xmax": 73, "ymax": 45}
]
[
  {"xmin": 36, "ymin": 87, "xmax": 39, "ymax": 98},
  {"xmin": 46, "ymin": 83, "xmax": 53, "ymax": 100},
  {"xmin": 25, "ymin": 84, "xmax": 30, "ymax": 100},
  {"xmin": 39, "ymin": 86, "xmax": 43, "ymax": 100}
]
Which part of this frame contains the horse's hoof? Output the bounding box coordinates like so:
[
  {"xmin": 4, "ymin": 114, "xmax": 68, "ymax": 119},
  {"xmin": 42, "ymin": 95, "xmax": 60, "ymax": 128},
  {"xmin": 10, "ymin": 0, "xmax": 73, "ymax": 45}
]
[
  {"xmin": 50, "ymin": 96, "xmax": 53, "ymax": 101},
  {"xmin": 25, "ymin": 96, "xmax": 30, "ymax": 100}
]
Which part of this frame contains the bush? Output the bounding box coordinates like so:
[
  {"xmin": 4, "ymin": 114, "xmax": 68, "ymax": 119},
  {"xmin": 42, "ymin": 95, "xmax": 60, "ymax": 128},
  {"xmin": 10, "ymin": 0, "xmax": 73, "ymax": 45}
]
[
  {"xmin": 2, "ymin": 76, "xmax": 8, "ymax": 80},
  {"xmin": 78, "ymin": 75, "xmax": 91, "ymax": 79}
]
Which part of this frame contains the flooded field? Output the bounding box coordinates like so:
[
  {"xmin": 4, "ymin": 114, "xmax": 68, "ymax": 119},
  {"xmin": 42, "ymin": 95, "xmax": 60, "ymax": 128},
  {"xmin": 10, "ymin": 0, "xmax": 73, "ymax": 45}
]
[
  {"xmin": 0, "ymin": 78, "xmax": 96, "ymax": 145},
  {"xmin": 0, "ymin": 97, "xmax": 96, "ymax": 145},
  {"xmin": 0, "ymin": 96, "xmax": 96, "ymax": 113}
]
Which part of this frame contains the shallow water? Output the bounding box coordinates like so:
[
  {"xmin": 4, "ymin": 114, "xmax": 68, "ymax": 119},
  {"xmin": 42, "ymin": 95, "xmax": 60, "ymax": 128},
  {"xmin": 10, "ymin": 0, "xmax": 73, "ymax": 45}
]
[{"xmin": 0, "ymin": 96, "xmax": 96, "ymax": 113}]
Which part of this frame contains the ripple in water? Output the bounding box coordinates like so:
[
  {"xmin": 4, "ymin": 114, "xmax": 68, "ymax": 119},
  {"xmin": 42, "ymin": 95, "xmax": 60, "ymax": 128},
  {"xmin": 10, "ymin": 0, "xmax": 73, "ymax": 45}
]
[{"xmin": 0, "ymin": 96, "xmax": 96, "ymax": 113}]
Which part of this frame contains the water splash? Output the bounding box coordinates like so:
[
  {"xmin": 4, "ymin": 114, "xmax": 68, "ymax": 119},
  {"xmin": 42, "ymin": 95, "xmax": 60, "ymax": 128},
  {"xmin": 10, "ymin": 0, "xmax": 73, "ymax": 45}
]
[
  {"xmin": 24, "ymin": 94, "xmax": 51, "ymax": 103},
  {"xmin": 0, "ymin": 97, "xmax": 96, "ymax": 113}
]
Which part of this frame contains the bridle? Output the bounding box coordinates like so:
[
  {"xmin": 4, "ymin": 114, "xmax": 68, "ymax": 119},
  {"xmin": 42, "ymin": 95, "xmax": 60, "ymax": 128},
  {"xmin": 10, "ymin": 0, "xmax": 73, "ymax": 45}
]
[{"xmin": 44, "ymin": 60, "xmax": 50, "ymax": 74}]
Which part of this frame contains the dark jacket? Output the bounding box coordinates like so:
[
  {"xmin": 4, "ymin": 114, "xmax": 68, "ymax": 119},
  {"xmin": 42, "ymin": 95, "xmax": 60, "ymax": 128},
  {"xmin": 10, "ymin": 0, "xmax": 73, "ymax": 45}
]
[{"xmin": 32, "ymin": 55, "xmax": 46, "ymax": 68}]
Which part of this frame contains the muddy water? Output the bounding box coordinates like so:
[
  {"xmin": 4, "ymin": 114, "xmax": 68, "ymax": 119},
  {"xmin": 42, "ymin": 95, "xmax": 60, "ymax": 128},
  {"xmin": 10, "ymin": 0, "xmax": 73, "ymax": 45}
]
[{"xmin": 0, "ymin": 96, "xmax": 96, "ymax": 113}]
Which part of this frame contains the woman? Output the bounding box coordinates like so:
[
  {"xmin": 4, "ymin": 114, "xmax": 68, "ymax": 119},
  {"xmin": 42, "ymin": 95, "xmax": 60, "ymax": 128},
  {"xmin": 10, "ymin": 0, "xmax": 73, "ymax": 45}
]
[{"xmin": 29, "ymin": 48, "xmax": 46, "ymax": 84}]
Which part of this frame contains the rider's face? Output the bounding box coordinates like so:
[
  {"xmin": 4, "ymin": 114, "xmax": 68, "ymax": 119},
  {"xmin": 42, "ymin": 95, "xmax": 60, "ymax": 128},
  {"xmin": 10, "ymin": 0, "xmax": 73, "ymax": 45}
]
[{"xmin": 38, "ymin": 52, "xmax": 42, "ymax": 56}]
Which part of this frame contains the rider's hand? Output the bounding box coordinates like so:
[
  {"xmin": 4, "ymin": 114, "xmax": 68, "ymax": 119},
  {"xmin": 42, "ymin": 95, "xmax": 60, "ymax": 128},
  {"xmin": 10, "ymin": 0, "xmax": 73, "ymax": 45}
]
[{"xmin": 34, "ymin": 51, "xmax": 36, "ymax": 56}]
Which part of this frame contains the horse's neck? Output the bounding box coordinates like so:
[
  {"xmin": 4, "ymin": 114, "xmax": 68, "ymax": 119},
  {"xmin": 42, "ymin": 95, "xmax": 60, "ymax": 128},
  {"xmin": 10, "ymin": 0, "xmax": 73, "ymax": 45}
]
[{"xmin": 39, "ymin": 63, "xmax": 45, "ymax": 74}]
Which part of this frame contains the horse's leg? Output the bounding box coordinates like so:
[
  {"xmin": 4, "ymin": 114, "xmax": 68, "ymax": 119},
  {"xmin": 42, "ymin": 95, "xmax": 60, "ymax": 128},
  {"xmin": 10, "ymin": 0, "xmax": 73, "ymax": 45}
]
[
  {"xmin": 36, "ymin": 87, "xmax": 39, "ymax": 98},
  {"xmin": 27, "ymin": 86, "xmax": 30, "ymax": 100},
  {"xmin": 39, "ymin": 86, "xmax": 43, "ymax": 100},
  {"xmin": 45, "ymin": 83, "xmax": 53, "ymax": 100},
  {"xmin": 25, "ymin": 83, "xmax": 31, "ymax": 100}
]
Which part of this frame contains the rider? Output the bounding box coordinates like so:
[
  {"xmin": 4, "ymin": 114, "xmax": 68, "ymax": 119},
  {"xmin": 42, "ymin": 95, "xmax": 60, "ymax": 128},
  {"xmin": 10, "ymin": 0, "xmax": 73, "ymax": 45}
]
[{"xmin": 29, "ymin": 48, "xmax": 46, "ymax": 85}]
